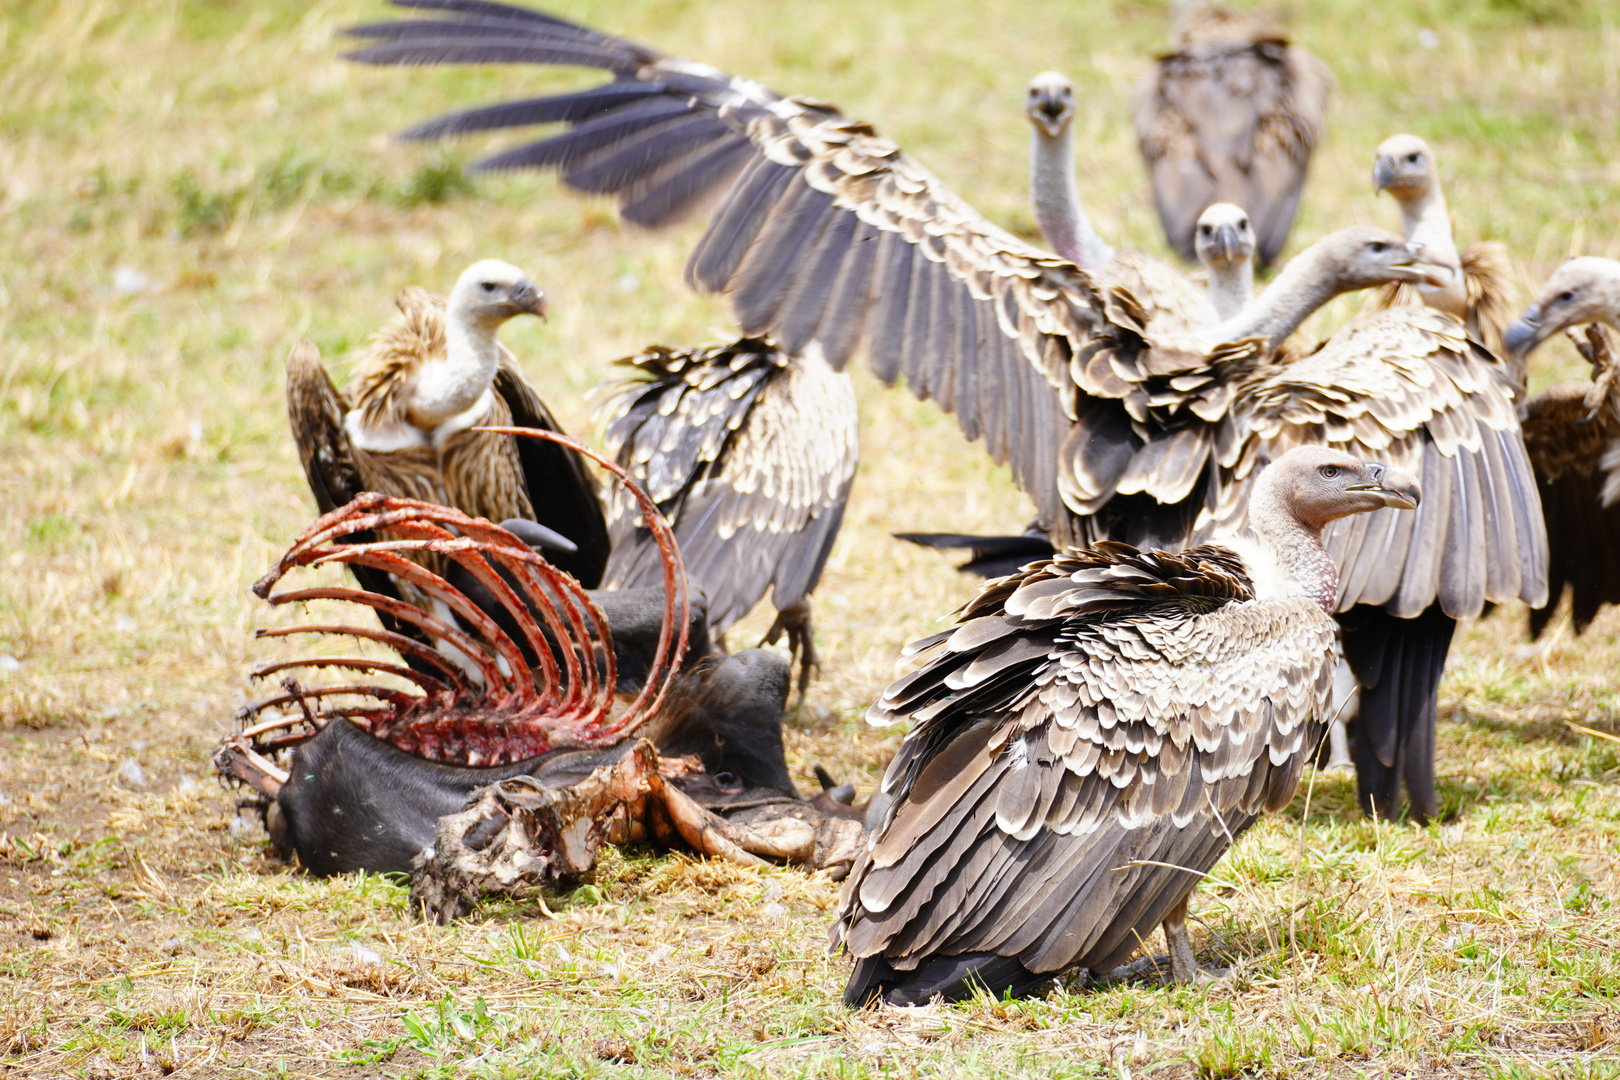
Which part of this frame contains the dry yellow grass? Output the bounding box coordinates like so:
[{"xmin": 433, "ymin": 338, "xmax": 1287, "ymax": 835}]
[{"xmin": 2, "ymin": 0, "xmax": 1619, "ymax": 1076}]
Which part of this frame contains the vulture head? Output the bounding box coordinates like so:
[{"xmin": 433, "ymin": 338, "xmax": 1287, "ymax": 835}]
[
  {"xmin": 1194, "ymin": 202, "xmax": 1256, "ymax": 272},
  {"xmin": 449, "ymin": 258, "xmax": 548, "ymax": 330},
  {"xmin": 1503, "ymin": 256, "xmax": 1620, "ymax": 361},
  {"xmin": 1372, "ymin": 133, "xmax": 1437, "ymax": 204},
  {"xmin": 1258, "ymin": 446, "xmax": 1421, "ymax": 534},
  {"xmin": 1312, "ymin": 225, "xmax": 1450, "ymax": 291},
  {"xmin": 1025, "ymin": 72, "xmax": 1075, "ymax": 139}
]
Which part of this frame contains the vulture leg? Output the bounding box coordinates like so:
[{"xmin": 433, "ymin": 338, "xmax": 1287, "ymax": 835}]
[
  {"xmin": 1162, "ymin": 895, "xmax": 1200, "ymax": 984},
  {"xmin": 1320, "ymin": 659, "xmax": 1360, "ymax": 773},
  {"xmin": 1340, "ymin": 604, "xmax": 1455, "ymax": 824},
  {"xmin": 761, "ymin": 599, "xmax": 819, "ymax": 695}
]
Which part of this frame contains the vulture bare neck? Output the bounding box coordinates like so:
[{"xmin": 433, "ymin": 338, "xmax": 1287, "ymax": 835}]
[
  {"xmin": 1242, "ymin": 479, "xmax": 1340, "ymax": 614},
  {"xmin": 1394, "ymin": 185, "xmax": 1467, "ymax": 317},
  {"xmin": 409, "ymin": 314, "xmax": 504, "ymax": 430},
  {"xmin": 1210, "ymin": 244, "xmax": 1350, "ymax": 347},
  {"xmin": 1030, "ymin": 124, "xmax": 1113, "ymax": 273},
  {"xmin": 1205, "ymin": 259, "xmax": 1254, "ymax": 322}
]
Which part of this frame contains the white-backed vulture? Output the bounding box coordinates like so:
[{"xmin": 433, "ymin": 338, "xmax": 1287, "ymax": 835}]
[
  {"xmin": 287, "ymin": 259, "xmax": 611, "ymax": 595},
  {"xmin": 1193, "ymin": 201, "xmax": 1257, "ymax": 322},
  {"xmin": 1366, "ymin": 134, "xmax": 1516, "ymax": 357},
  {"xmin": 347, "ymin": 0, "xmax": 1548, "ymax": 823},
  {"xmin": 597, "ymin": 338, "xmax": 860, "ymax": 689},
  {"xmin": 1132, "ymin": 4, "xmax": 1331, "ymax": 268},
  {"xmin": 833, "ymin": 447, "xmax": 1420, "ymax": 1005},
  {"xmin": 1505, "ymin": 258, "xmax": 1620, "ymax": 637},
  {"xmin": 1027, "ymin": 71, "xmax": 1207, "ymax": 333}
]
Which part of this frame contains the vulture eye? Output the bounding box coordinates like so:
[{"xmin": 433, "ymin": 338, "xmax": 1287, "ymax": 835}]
[
  {"xmin": 1557, "ymin": 290, "xmax": 1576, "ymax": 303},
  {"xmin": 1319, "ymin": 465, "xmax": 1340, "ymax": 479},
  {"xmin": 1200, "ymin": 225, "xmax": 1213, "ymax": 236},
  {"xmin": 480, "ymin": 281, "xmax": 497, "ymax": 293},
  {"xmin": 1239, "ymin": 219, "xmax": 1249, "ymax": 230},
  {"xmin": 1406, "ymin": 152, "xmax": 1421, "ymax": 163},
  {"xmin": 1369, "ymin": 242, "xmax": 1387, "ymax": 254},
  {"xmin": 714, "ymin": 771, "xmax": 739, "ymax": 786}
]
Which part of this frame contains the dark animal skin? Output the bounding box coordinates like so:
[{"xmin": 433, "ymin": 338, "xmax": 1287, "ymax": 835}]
[{"xmin": 270, "ymin": 649, "xmax": 800, "ymax": 876}]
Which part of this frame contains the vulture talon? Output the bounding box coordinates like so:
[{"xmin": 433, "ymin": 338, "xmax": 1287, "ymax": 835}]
[{"xmin": 761, "ymin": 601, "xmax": 819, "ymax": 696}]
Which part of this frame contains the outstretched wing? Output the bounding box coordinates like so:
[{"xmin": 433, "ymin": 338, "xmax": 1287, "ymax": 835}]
[
  {"xmin": 1132, "ymin": 10, "xmax": 1330, "ymax": 267},
  {"xmin": 346, "ymin": 0, "xmax": 1101, "ymax": 528},
  {"xmin": 598, "ymin": 339, "xmax": 858, "ymax": 630},
  {"xmin": 1233, "ymin": 307, "xmax": 1546, "ymax": 618},
  {"xmin": 836, "ymin": 544, "xmax": 1334, "ymax": 981}
]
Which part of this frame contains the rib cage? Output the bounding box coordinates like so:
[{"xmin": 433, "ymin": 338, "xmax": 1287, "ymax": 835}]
[{"xmin": 219, "ymin": 432, "xmax": 688, "ymax": 785}]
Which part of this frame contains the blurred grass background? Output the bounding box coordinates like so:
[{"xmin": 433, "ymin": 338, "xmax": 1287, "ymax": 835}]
[{"xmin": 0, "ymin": 0, "xmax": 1618, "ymax": 1076}]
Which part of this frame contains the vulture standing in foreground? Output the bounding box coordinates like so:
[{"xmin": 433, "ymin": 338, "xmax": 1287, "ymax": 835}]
[
  {"xmin": 1132, "ymin": 3, "xmax": 1331, "ymax": 268},
  {"xmin": 1505, "ymin": 258, "xmax": 1620, "ymax": 637},
  {"xmin": 287, "ymin": 259, "xmax": 611, "ymax": 597},
  {"xmin": 1366, "ymin": 134, "xmax": 1516, "ymax": 357},
  {"xmin": 346, "ymin": 0, "xmax": 1548, "ymax": 822},
  {"xmin": 597, "ymin": 337, "xmax": 859, "ymax": 689},
  {"xmin": 834, "ymin": 447, "xmax": 1421, "ymax": 1005}
]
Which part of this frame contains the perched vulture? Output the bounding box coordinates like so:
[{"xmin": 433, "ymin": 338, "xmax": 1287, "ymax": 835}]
[
  {"xmin": 286, "ymin": 259, "xmax": 611, "ymax": 601},
  {"xmin": 833, "ymin": 447, "xmax": 1421, "ymax": 1005},
  {"xmin": 346, "ymin": 1, "xmax": 1548, "ymax": 822},
  {"xmin": 597, "ymin": 338, "xmax": 859, "ymax": 689},
  {"xmin": 1366, "ymin": 134, "xmax": 1516, "ymax": 357},
  {"xmin": 1132, "ymin": 4, "xmax": 1331, "ymax": 268},
  {"xmin": 1026, "ymin": 71, "xmax": 1207, "ymax": 333},
  {"xmin": 1505, "ymin": 258, "xmax": 1620, "ymax": 637}
]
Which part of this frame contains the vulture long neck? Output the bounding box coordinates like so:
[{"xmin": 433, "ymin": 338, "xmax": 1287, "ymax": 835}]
[
  {"xmin": 1247, "ymin": 473, "xmax": 1338, "ymax": 614},
  {"xmin": 1206, "ymin": 260, "xmax": 1254, "ymax": 323},
  {"xmin": 410, "ymin": 310, "xmax": 502, "ymax": 429},
  {"xmin": 1031, "ymin": 122, "xmax": 1113, "ymax": 273},
  {"xmin": 1209, "ymin": 242, "xmax": 1345, "ymax": 347},
  {"xmin": 1393, "ymin": 179, "xmax": 1467, "ymax": 317}
]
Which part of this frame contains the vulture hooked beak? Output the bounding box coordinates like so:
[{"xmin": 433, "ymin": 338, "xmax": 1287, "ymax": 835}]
[
  {"xmin": 1389, "ymin": 245, "xmax": 1452, "ymax": 289},
  {"xmin": 509, "ymin": 280, "xmax": 548, "ymax": 320},
  {"xmin": 1351, "ymin": 462, "xmax": 1421, "ymax": 510},
  {"xmin": 1502, "ymin": 309, "xmax": 1546, "ymax": 361},
  {"xmin": 1211, "ymin": 222, "xmax": 1241, "ymax": 265},
  {"xmin": 1372, "ymin": 157, "xmax": 1396, "ymax": 193}
]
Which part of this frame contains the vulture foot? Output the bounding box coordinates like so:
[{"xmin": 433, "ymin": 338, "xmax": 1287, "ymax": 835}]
[
  {"xmin": 761, "ymin": 600, "xmax": 819, "ymax": 695},
  {"xmin": 1321, "ymin": 718, "xmax": 1355, "ymax": 774},
  {"xmin": 1161, "ymin": 900, "xmax": 1231, "ymax": 985}
]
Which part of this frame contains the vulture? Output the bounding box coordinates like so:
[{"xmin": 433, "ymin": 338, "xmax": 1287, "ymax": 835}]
[
  {"xmin": 1366, "ymin": 134, "xmax": 1516, "ymax": 357},
  {"xmin": 289, "ymin": 269, "xmax": 855, "ymax": 686},
  {"xmin": 1026, "ymin": 71, "xmax": 1207, "ymax": 333},
  {"xmin": 1193, "ymin": 201, "xmax": 1257, "ymax": 322},
  {"xmin": 1132, "ymin": 3, "xmax": 1331, "ymax": 268},
  {"xmin": 1505, "ymin": 258, "xmax": 1620, "ymax": 637},
  {"xmin": 597, "ymin": 337, "xmax": 859, "ymax": 689},
  {"xmin": 833, "ymin": 446, "xmax": 1421, "ymax": 1005},
  {"xmin": 286, "ymin": 258, "xmax": 611, "ymax": 598},
  {"xmin": 346, "ymin": 0, "xmax": 1548, "ymax": 823}
]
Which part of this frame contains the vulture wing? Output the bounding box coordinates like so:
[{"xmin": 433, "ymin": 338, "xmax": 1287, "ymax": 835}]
[
  {"xmin": 835, "ymin": 542, "xmax": 1335, "ymax": 1004},
  {"xmin": 1235, "ymin": 307, "xmax": 1547, "ymax": 618},
  {"xmin": 283, "ymin": 339, "xmax": 430, "ymax": 651},
  {"xmin": 1132, "ymin": 10, "xmax": 1330, "ymax": 268},
  {"xmin": 346, "ymin": 0, "xmax": 1103, "ymax": 530},
  {"xmin": 1520, "ymin": 322, "xmax": 1620, "ymax": 638},
  {"xmin": 598, "ymin": 339, "xmax": 858, "ymax": 632},
  {"xmin": 286, "ymin": 339, "xmax": 363, "ymax": 516},
  {"xmin": 492, "ymin": 354, "xmax": 613, "ymax": 587}
]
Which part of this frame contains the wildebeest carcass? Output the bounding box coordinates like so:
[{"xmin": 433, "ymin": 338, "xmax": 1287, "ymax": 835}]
[{"xmin": 216, "ymin": 432, "xmax": 865, "ymax": 920}]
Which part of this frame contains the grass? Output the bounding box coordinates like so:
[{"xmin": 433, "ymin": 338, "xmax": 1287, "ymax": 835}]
[{"xmin": 2, "ymin": 0, "xmax": 1619, "ymax": 1075}]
